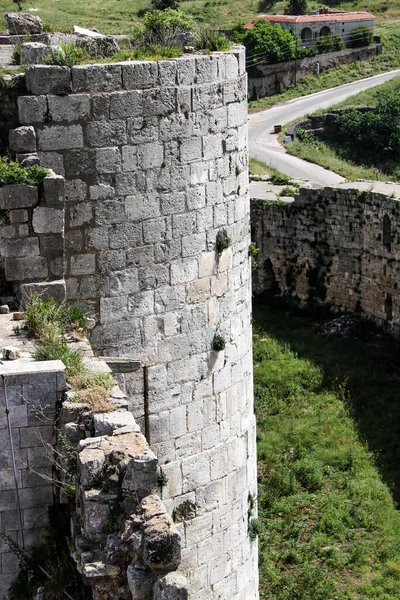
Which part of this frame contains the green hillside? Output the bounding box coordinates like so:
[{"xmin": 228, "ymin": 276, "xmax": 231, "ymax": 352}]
[{"xmin": 0, "ymin": 0, "xmax": 398, "ymax": 36}]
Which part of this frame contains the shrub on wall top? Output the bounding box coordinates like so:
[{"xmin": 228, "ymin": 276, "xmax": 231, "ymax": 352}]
[{"xmin": 349, "ymin": 26, "xmax": 373, "ymax": 48}]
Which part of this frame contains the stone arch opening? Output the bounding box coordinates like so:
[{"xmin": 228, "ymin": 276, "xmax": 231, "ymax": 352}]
[
  {"xmin": 383, "ymin": 214, "xmax": 391, "ymax": 250},
  {"xmin": 320, "ymin": 25, "xmax": 331, "ymax": 36},
  {"xmin": 301, "ymin": 27, "xmax": 313, "ymax": 42},
  {"xmin": 385, "ymin": 293, "xmax": 393, "ymax": 321}
]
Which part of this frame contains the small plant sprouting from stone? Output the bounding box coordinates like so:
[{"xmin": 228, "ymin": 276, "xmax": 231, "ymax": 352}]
[
  {"xmin": 216, "ymin": 229, "xmax": 231, "ymax": 255},
  {"xmin": 172, "ymin": 500, "xmax": 197, "ymax": 523},
  {"xmin": 212, "ymin": 333, "xmax": 226, "ymax": 352},
  {"xmin": 248, "ymin": 518, "xmax": 262, "ymax": 541},
  {"xmin": 248, "ymin": 243, "xmax": 260, "ymax": 270},
  {"xmin": 157, "ymin": 468, "xmax": 168, "ymax": 490}
]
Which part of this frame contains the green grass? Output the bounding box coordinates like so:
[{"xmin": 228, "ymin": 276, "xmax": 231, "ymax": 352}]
[
  {"xmin": 283, "ymin": 135, "xmax": 394, "ymax": 181},
  {"xmin": 249, "ymin": 157, "xmax": 295, "ymax": 185},
  {"xmin": 327, "ymin": 73, "xmax": 400, "ymax": 110},
  {"xmin": 249, "ymin": 22, "xmax": 400, "ymax": 114},
  {"xmin": 253, "ymin": 302, "xmax": 400, "ymax": 599}
]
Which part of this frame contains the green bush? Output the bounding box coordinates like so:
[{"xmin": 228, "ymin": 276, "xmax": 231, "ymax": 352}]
[
  {"xmin": 46, "ymin": 43, "xmax": 89, "ymax": 67},
  {"xmin": 294, "ymin": 458, "xmax": 324, "ymax": 491},
  {"xmin": 350, "ymin": 26, "xmax": 373, "ymax": 48},
  {"xmin": 0, "ymin": 157, "xmax": 48, "ymax": 187},
  {"xmin": 316, "ymin": 33, "xmax": 345, "ymax": 54},
  {"xmin": 142, "ymin": 9, "xmax": 195, "ymax": 46},
  {"xmin": 243, "ymin": 20, "xmax": 296, "ymax": 65},
  {"xmin": 196, "ymin": 27, "xmax": 230, "ymax": 51}
]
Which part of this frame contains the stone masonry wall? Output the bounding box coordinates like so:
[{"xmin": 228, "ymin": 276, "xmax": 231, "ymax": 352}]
[
  {"xmin": 18, "ymin": 50, "xmax": 259, "ymax": 599},
  {"xmin": 251, "ymin": 187, "xmax": 400, "ymax": 335},
  {"xmin": 248, "ymin": 44, "xmax": 382, "ymax": 100},
  {"xmin": 0, "ymin": 359, "xmax": 65, "ymax": 598},
  {"xmin": 0, "ymin": 172, "xmax": 66, "ymax": 305}
]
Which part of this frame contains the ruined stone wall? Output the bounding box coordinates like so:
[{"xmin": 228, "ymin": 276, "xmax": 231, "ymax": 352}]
[
  {"xmin": 0, "ymin": 173, "xmax": 66, "ymax": 305},
  {"xmin": 248, "ymin": 44, "xmax": 382, "ymax": 100},
  {"xmin": 18, "ymin": 50, "xmax": 259, "ymax": 599},
  {"xmin": 0, "ymin": 359, "xmax": 65, "ymax": 598},
  {"xmin": 251, "ymin": 187, "xmax": 400, "ymax": 335}
]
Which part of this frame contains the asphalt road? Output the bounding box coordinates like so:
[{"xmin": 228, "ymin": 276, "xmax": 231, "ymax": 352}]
[{"xmin": 248, "ymin": 69, "xmax": 400, "ymax": 185}]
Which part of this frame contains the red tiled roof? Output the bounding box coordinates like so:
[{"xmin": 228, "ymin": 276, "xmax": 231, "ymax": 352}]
[{"xmin": 244, "ymin": 12, "xmax": 374, "ymax": 28}]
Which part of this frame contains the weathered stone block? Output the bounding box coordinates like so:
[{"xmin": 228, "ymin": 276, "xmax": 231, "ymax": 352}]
[
  {"xmin": 4, "ymin": 256, "xmax": 48, "ymax": 281},
  {"xmin": 20, "ymin": 42, "xmax": 54, "ymax": 65},
  {"xmin": 142, "ymin": 515, "xmax": 181, "ymax": 571},
  {"xmin": 72, "ymin": 63, "xmax": 122, "ymax": 92},
  {"xmin": 43, "ymin": 173, "xmax": 65, "ymax": 206},
  {"xmin": 69, "ymin": 254, "xmax": 96, "ymax": 276},
  {"xmin": 153, "ymin": 572, "xmax": 189, "ymax": 600},
  {"xmin": 122, "ymin": 61, "xmax": 158, "ymax": 90},
  {"xmin": 127, "ymin": 565, "xmax": 155, "ymax": 599},
  {"xmin": 19, "ymin": 280, "xmax": 66, "ymax": 306},
  {"xmin": 0, "ymin": 183, "xmax": 39, "ymax": 210},
  {"xmin": 85, "ymin": 120, "xmax": 127, "ymax": 148},
  {"xmin": 81, "ymin": 489, "xmax": 116, "ymax": 534},
  {"xmin": 18, "ymin": 95, "xmax": 48, "ymax": 124},
  {"xmin": 109, "ymin": 90, "xmax": 142, "ymax": 120},
  {"xmin": 25, "ymin": 65, "xmax": 72, "ymax": 95},
  {"xmin": 93, "ymin": 411, "xmax": 140, "ymax": 436},
  {"xmin": 0, "ymin": 237, "xmax": 39, "ymax": 258},
  {"xmin": 5, "ymin": 12, "xmax": 43, "ymax": 34},
  {"xmin": 37, "ymin": 124, "xmax": 83, "ymax": 151},
  {"xmin": 122, "ymin": 443, "xmax": 158, "ymax": 498},
  {"xmin": 32, "ymin": 206, "xmax": 64, "ymax": 234},
  {"xmin": 9, "ymin": 126, "xmax": 37, "ymax": 153},
  {"xmin": 78, "ymin": 447, "xmax": 106, "ymax": 489},
  {"xmin": 47, "ymin": 94, "xmax": 90, "ymax": 122}
]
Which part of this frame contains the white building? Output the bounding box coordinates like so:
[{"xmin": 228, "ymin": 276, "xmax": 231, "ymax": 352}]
[{"xmin": 244, "ymin": 10, "xmax": 375, "ymax": 44}]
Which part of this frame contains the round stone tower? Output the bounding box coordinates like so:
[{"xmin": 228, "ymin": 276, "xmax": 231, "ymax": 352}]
[{"xmin": 19, "ymin": 48, "xmax": 258, "ymax": 599}]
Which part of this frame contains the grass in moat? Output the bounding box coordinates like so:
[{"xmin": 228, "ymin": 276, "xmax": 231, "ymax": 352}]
[{"xmin": 253, "ymin": 301, "xmax": 400, "ymax": 599}]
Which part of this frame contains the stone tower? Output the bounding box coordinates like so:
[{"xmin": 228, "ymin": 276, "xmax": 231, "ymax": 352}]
[{"xmin": 17, "ymin": 48, "xmax": 258, "ymax": 599}]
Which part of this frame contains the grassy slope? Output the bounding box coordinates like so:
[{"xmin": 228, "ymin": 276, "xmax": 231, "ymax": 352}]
[
  {"xmin": 254, "ymin": 303, "xmax": 400, "ymax": 599},
  {"xmin": 1, "ymin": 0, "xmax": 400, "ymax": 35}
]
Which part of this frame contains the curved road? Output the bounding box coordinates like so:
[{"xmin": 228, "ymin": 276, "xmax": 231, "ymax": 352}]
[{"xmin": 248, "ymin": 69, "xmax": 400, "ymax": 185}]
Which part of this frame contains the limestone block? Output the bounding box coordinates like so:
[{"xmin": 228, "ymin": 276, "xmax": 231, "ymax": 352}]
[
  {"xmin": 25, "ymin": 65, "xmax": 72, "ymax": 95},
  {"xmin": 9, "ymin": 126, "xmax": 37, "ymax": 153},
  {"xmin": 85, "ymin": 120, "xmax": 127, "ymax": 148},
  {"xmin": 5, "ymin": 12, "xmax": 43, "ymax": 34},
  {"xmin": 122, "ymin": 446, "xmax": 158, "ymax": 498},
  {"xmin": 0, "ymin": 237, "xmax": 39, "ymax": 258},
  {"xmin": 93, "ymin": 411, "xmax": 140, "ymax": 436},
  {"xmin": 109, "ymin": 90, "xmax": 142, "ymax": 120},
  {"xmin": 72, "ymin": 64, "xmax": 122, "ymax": 93},
  {"xmin": 4, "ymin": 256, "xmax": 48, "ymax": 281},
  {"xmin": 77, "ymin": 35, "xmax": 120, "ymax": 59},
  {"xmin": 122, "ymin": 61, "xmax": 158, "ymax": 90},
  {"xmin": 127, "ymin": 565, "xmax": 155, "ymax": 598},
  {"xmin": 37, "ymin": 124, "xmax": 83, "ymax": 151},
  {"xmin": 81, "ymin": 489, "xmax": 117, "ymax": 534},
  {"xmin": 0, "ymin": 183, "xmax": 38, "ymax": 210},
  {"xmin": 32, "ymin": 207, "xmax": 64, "ymax": 234},
  {"xmin": 69, "ymin": 254, "xmax": 96, "ymax": 276},
  {"xmin": 20, "ymin": 42, "xmax": 54, "ymax": 65},
  {"xmin": 153, "ymin": 572, "xmax": 189, "ymax": 600},
  {"xmin": 142, "ymin": 513, "xmax": 181, "ymax": 571},
  {"xmin": 78, "ymin": 447, "xmax": 107, "ymax": 488},
  {"xmin": 47, "ymin": 94, "xmax": 90, "ymax": 122},
  {"xmin": 43, "ymin": 173, "xmax": 65, "ymax": 206},
  {"xmin": 176, "ymin": 56, "xmax": 196, "ymax": 86},
  {"xmin": 18, "ymin": 95, "xmax": 48, "ymax": 125}
]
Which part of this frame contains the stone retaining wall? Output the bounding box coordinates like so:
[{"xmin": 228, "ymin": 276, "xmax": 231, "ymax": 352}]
[
  {"xmin": 15, "ymin": 50, "xmax": 259, "ymax": 600},
  {"xmin": 251, "ymin": 187, "xmax": 400, "ymax": 335},
  {"xmin": 248, "ymin": 44, "xmax": 382, "ymax": 100}
]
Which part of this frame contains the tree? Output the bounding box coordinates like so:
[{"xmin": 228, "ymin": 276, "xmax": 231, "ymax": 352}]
[
  {"xmin": 288, "ymin": 0, "xmax": 307, "ymax": 15},
  {"xmin": 349, "ymin": 26, "xmax": 373, "ymax": 48},
  {"xmin": 243, "ymin": 20, "xmax": 296, "ymax": 65},
  {"xmin": 151, "ymin": 0, "xmax": 179, "ymax": 11}
]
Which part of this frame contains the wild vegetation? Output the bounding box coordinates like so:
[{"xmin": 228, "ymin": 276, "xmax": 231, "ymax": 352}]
[
  {"xmin": 283, "ymin": 76, "xmax": 400, "ymax": 181},
  {"xmin": 254, "ymin": 302, "xmax": 400, "ymax": 599},
  {"xmin": 0, "ymin": 157, "xmax": 48, "ymax": 187}
]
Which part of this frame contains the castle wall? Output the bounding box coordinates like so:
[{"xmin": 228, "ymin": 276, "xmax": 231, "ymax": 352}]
[
  {"xmin": 18, "ymin": 51, "xmax": 258, "ymax": 599},
  {"xmin": 251, "ymin": 187, "xmax": 400, "ymax": 335},
  {"xmin": 0, "ymin": 360, "xmax": 65, "ymax": 598}
]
